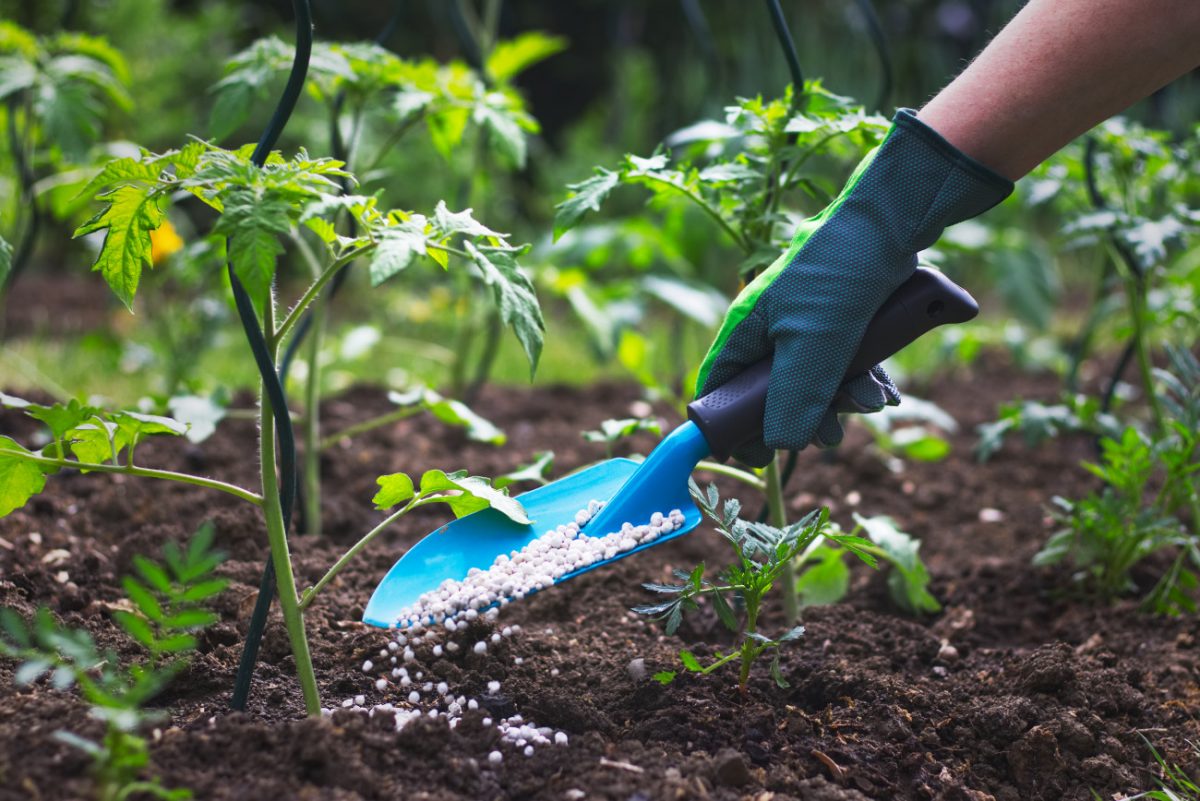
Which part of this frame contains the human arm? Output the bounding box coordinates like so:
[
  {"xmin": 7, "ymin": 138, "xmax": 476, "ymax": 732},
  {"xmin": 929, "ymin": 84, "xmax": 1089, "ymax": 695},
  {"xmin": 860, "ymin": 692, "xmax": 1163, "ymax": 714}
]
[{"xmin": 920, "ymin": 0, "xmax": 1200, "ymax": 180}]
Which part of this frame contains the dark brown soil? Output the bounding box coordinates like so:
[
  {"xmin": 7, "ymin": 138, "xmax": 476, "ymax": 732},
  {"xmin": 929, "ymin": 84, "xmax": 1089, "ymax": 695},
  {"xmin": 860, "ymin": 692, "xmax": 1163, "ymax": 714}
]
[{"xmin": 2, "ymin": 364, "xmax": 1198, "ymax": 801}]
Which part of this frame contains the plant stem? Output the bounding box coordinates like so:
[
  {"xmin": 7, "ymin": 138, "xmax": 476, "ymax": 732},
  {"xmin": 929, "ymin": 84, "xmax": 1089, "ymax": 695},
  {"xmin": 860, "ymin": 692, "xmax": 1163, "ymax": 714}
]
[
  {"xmin": 1125, "ymin": 272, "xmax": 1167, "ymax": 435},
  {"xmin": 319, "ymin": 406, "xmax": 422, "ymax": 451},
  {"xmin": 302, "ymin": 295, "xmax": 325, "ymax": 538},
  {"xmin": 764, "ymin": 453, "xmax": 799, "ymax": 624},
  {"xmin": 276, "ymin": 244, "xmax": 373, "ymax": 345},
  {"xmin": 259, "ymin": 304, "xmax": 321, "ymax": 715},
  {"xmin": 299, "ymin": 498, "xmax": 418, "ymax": 609},
  {"xmin": 0, "ymin": 449, "xmax": 262, "ymax": 505},
  {"xmin": 636, "ymin": 173, "xmax": 751, "ymax": 254},
  {"xmin": 695, "ymin": 460, "xmax": 766, "ymax": 491}
]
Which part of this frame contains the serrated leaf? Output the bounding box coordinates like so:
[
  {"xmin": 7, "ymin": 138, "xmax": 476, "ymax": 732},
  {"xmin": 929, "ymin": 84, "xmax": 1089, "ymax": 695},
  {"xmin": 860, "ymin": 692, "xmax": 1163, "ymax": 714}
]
[
  {"xmin": 474, "ymin": 98, "xmax": 529, "ymax": 167},
  {"xmin": 416, "ymin": 469, "xmax": 530, "ymax": 525},
  {"xmin": 74, "ymin": 184, "xmax": 164, "ymax": 309},
  {"xmin": 854, "ymin": 513, "xmax": 941, "ymax": 614},
  {"xmin": 369, "ymin": 217, "xmax": 428, "ymax": 286},
  {"xmin": 652, "ymin": 670, "xmax": 676, "ymax": 685},
  {"xmin": 679, "ymin": 650, "xmax": 703, "ymax": 672},
  {"xmin": 0, "ymin": 437, "xmax": 48, "ymax": 517},
  {"xmin": 373, "ymin": 473, "xmax": 415, "ymax": 510},
  {"xmin": 432, "ymin": 201, "xmax": 503, "ymax": 239},
  {"xmin": 213, "ymin": 190, "xmax": 289, "ymax": 306},
  {"xmin": 463, "ymin": 242, "xmax": 544, "ymax": 376},
  {"xmin": 554, "ymin": 169, "xmax": 620, "ymax": 240}
]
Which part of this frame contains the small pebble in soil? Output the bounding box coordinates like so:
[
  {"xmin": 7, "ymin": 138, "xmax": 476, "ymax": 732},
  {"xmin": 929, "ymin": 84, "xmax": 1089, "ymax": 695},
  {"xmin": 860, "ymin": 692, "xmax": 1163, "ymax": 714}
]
[
  {"xmin": 474, "ymin": 641, "xmax": 487, "ymax": 655},
  {"xmin": 354, "ymin": 695, "xmax": 365, "ymax": 706},
  {"xmin": 446, "ymin": 642, "xmax": 459, "ymax": 652},
  {"xmin": 487, "ymin": 681, "xmax": 501, "ymax": 693},
  {"xmin": 375, "ymin": 678, "xmax": 387, "ymax": 691},
  {"xmin": 408, "ymin": 691, "xmax": 420, "ymax": 704},
  {"xmin": 437, "ymin": 682, "xmax": 449, "ymax": 696},
  {"xmin": 627, "ymin": 658, "xmax": 646, "ymax": 682},
  {"xmin": 362, "ymin": 660, "xmax": 374, "ymax": 673},
  {"xmin": 432, "ymin": 645, "xmax": 443, "ymax": 657},
  {"xmin": 488, "ymin": 751, "xmax": 503, "ymax": 765},
  {"xmin": 468, "ymin": 699, "xmax": 479, "ymax": 710},
  {"xmin": 491, "ymin": 633, "xmax": 501, "ymax": 644},
  {"xmin": 555, "ymin": 732, "xmax": 568, "ymax": 746},
  {"xmin": 524, "ymin": 746, "xmax": 534, "ymax": 757}
]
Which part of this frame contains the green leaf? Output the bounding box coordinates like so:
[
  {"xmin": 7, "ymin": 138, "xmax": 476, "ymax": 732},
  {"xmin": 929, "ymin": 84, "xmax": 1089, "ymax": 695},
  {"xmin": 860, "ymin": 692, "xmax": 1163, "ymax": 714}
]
[
  {"xmin": 416, "ymin": 469, "xmax": 531, "ymax": 525},
  {"xmin": 133, "ymin": 555, "xmax": 172, "ymax": 594},
  {"xmin": 495, "ymin": 451, "xmax": 554, "ymax": 488},
  {"xmin": 795, "ymin": 545, "xmax": 850, "ymax": 607},
  {"xmin": 474, "ymin": 97, "xmax": 530, "ymax": 167},
  {"xmin": 770, "ymin": 652, "xmax": 789, "ymax": 689},
  {"xmin": 212, "ymin": 190, "xmax": 289, "ymax": 306},
  {"xmin": 854, "ymin": 513, "xmax": 941, "ymax": 615},
  {"xmin": 0, "ymin": 437, "xmax": 48, "ymax": 517},
  {"xmin": 67, "ymin": 421, "xmax": 127, "ymax": 465},
  {"xmin": 373, "ymin": 473, "xmax": 415, "ymax": 510},
  {"xmin": 485, "ymin": 32, "xmax": 567, "ymax": 83},
  {"xmin": 710, "ymin": 590, "xmax": 739, "ymax": 632},
  {"xmin": 162, "ymin": 610, "xmax": 218, "ymax": 630},
  {"xmin": 387, "ymin": 388, "xmax": 506, "ymax": 446},
  {"xmin": 25, "ymin": 399, "xmax": 95, "ymax": 441},
  {"xmin": 582, "ymin": 417, "xmax": 662, "ymax": 446},
  {"xmin": 432, "ymin": 201, "xmax": 502, "ymax": 240},
  {"xmin": 368, "ymin": 216, "xmax": 428, "ymax": 286},
  {"xmin": 0, "ymin": 608, "xmax": 32, "ymax": 648},
  {"xmin": 121, "ymin": 577, "xmax": 163, "ymax": 622},
  {"xmin": 113, "ymin": 411, "xmax": 188, "ymax": 440},
  {"xmin": 652, "ymin": 670, "xmax": 676, "ymax": 685},
  {"xmin": 179, "ymin": 579, "xmax": 229, "ymax": 603},
  {"xmin": 890, "ymin": 427, "xmax": 951, "ymax": 462},
  {"xmin": 463, "ymin": 242, "xmax": 544, "ymax": 376},
  {"xmin": 554, "ymin": 169, "xmax": 620, "ymax": 240},
  {"xmin": 113, "ymin": 610, "xmax": 157, "ymax": 650},
  {"xmin": 74, "ymin": 184, "xmax": 164, "ymax": 310},
  {"xmin": 679, "ymin": 650, "xmax": 703, "ymax": 672}
]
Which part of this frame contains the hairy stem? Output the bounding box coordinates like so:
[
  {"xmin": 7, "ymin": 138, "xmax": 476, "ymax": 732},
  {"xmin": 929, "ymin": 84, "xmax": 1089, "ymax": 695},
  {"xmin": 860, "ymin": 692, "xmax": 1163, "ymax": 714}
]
[
  {"xmin": 259, "ymin": 302, "xmax": 321, "ymax": 716},
  {"xmin": 302, "ymin": 295, "xmax": 326, "ymax": 538}
]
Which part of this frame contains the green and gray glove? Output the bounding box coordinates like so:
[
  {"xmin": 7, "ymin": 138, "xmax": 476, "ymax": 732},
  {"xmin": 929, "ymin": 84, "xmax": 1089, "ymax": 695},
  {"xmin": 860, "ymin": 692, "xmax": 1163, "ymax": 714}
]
[{"xmin": 696, "ymin": 109, "xmax": 1013, "ymax": 467}]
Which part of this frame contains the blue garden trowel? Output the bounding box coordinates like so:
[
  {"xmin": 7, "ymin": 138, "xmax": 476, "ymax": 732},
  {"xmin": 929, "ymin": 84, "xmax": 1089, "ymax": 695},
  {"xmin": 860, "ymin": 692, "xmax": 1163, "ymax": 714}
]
[{"xmin": 363, "ymin": 268, "xmax": 977, "ymax": 627}]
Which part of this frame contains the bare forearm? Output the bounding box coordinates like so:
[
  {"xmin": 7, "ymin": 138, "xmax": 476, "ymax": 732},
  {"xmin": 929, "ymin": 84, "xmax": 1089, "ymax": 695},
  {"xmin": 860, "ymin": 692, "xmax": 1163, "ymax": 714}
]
[{"xmin": 919, "ymin": 0, "xmax": 1200, "ymax": 180}]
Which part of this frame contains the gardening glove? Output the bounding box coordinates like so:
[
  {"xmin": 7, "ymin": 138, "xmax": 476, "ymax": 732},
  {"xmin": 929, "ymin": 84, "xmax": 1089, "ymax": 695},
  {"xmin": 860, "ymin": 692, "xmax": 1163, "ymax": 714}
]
[{"xmin": 696, "ymin": 108, "xmax": 1013, "ymax": 467}]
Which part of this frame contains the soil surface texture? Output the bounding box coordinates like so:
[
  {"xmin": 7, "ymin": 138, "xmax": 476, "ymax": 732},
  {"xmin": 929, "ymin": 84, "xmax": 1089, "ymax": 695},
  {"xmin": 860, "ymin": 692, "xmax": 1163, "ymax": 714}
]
[{"xmin": 2, "ymin": 363, "xmax": 1197, "ymax": 801}]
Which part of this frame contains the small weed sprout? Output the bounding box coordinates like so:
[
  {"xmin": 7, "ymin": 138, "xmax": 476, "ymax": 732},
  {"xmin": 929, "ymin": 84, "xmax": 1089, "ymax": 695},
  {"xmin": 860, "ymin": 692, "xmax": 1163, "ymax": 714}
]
[
  {"xmin": 0, "ymin": 525, "xmax": 227, "ymax": 801},
  {"xmin": 1036, "ymin": 346, "xmax": 1200, "ymax": 614},
  {"xmin": 636, "ymin": 482, "xmax": 875, "ymax": 693}
]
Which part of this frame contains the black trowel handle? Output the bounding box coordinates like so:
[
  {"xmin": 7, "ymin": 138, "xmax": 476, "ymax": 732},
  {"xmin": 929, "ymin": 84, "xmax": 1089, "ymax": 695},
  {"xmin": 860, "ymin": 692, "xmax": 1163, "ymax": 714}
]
[{"xmin": 687, "ymin": 267, "xmax": 978, "ymax": 461}]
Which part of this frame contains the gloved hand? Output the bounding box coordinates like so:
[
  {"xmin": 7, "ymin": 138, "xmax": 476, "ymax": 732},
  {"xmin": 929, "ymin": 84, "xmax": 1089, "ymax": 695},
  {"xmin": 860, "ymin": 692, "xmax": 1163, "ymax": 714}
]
[{"xmin": 696, "ymin": 108, "xmax": 1013, "ymax": 467}]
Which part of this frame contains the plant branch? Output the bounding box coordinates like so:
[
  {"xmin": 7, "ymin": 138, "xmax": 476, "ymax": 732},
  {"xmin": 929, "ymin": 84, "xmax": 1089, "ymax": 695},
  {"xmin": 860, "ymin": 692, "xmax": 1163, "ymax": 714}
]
[
  {"xmin": 299, "ymin": 497, "xmax": 419, "ymax": 609},
  {"xmin": 276, "ymin": 244, "xmax": 374, "ymax": 344},
  {"xmin": 0, "ymin": 449, "xmax": 263, "ymax": 506},
  {"xmin": 695, "ymin": 460, "xmax": 766, "ymax": 491},
  {"xmin": 319, "ymin": 406, "xmax": 422, "ymax": 451},
  {"xmin": 635, "ymin": 173, "xmax": 750, "ymax": 254}
]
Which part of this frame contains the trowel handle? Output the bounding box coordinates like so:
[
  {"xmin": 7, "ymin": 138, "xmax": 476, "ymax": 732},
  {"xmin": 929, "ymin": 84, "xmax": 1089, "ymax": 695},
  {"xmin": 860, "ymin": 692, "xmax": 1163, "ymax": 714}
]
[{"xmin": 687, "ymin": 267, "xmax": 978, "ymax": 462}]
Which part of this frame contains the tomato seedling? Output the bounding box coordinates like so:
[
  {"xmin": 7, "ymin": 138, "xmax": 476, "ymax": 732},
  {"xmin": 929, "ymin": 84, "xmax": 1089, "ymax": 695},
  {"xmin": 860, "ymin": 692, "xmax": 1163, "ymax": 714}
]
[{"xmin": 638, "ymin": 482, "xmax": 875, "ymax": 693}]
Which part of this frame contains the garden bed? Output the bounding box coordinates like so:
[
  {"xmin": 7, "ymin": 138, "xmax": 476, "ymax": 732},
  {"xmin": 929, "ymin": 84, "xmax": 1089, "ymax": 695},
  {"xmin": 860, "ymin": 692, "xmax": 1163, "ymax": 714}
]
[{"xmin": 2, "ymin": 364, "xmax": 1197, "ymax": 801}]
